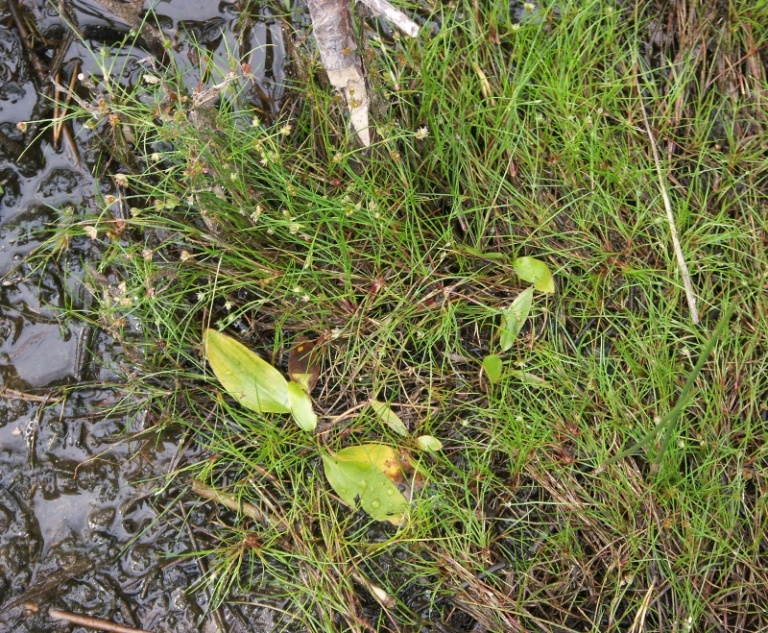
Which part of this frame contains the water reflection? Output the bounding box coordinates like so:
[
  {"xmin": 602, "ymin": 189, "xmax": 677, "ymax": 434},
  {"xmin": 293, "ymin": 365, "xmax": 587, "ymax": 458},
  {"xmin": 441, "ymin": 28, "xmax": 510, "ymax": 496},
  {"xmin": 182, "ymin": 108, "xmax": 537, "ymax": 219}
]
[{"xmin": 0, "ymin": 0, "xmax": 285, "ymax": 629}]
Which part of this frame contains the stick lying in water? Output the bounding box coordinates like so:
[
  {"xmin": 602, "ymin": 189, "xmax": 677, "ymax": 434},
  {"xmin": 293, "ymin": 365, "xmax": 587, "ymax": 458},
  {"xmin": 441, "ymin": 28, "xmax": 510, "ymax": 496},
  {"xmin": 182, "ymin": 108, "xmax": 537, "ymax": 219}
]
[{"xmin": 24, "ymin": 604, "xmax": 152, "ymax": 633}]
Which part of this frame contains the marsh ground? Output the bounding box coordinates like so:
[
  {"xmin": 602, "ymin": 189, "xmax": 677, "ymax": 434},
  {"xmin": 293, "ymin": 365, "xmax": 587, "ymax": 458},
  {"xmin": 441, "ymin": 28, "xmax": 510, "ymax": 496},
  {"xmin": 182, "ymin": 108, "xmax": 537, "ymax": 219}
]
[{"xmin": 2, "ymin": 0, "xmax": 767, "ymax": 631}]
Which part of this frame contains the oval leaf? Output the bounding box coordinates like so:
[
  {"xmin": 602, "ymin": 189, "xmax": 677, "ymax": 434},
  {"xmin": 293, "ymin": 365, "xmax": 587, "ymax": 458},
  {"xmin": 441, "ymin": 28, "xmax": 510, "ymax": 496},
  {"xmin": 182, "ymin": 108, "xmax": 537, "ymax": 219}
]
[
  {"xmin": 288, "ymin": 338, "xmax": 321, "ymax": 393},
  {"xmin": 322, "ymin": 444, "xmax": 409, "ymax": 525},
  {"xmin": 370, "ymin": 400, "xmax": 408, "ymax": 437},
  {"xmin": 204, "ymin": 329, "xmax": 290, "ymax": 414},
  {"xmin": 512, "ymin": 256, "xmax": 555, "ymax": 293},
  {"xmin": 415, "ymin": 435, "xmax": 443, "ymax": 452},
  {"xmin": 499, "ymin": 286, "xmax": 534, "ymax": 351},
  {"xmin": 483, "ymin": 354, "xmax": 503, "ymax": 384},
  {"xmin": 287, "ymin": 380, "xmax": 318, "ymax": 432},
  {"xmin": 334, "ymin": 444, "xmax": 403, "ymax": 481}
]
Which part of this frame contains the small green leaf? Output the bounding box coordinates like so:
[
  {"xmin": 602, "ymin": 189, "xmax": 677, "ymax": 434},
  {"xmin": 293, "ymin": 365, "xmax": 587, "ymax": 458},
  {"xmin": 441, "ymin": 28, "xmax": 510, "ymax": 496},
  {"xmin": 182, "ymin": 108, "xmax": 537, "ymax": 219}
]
[
  {"xmin": 415, "ymin": 435, "xmax": 443, "ymax": 452},
  {"xmin": 370, "ymin": 400, "xmax": 408, "ymax": 436},
  {"xmin": 512, "ymin": 256, "xmax": 555, "ymax": 293},
  {"xmin": 321, "ymin": 444, "xmax": 409, "ymax": 525},
  {"xmin": 499, "ymin": 286, "xmax": 534, "ymax": 351},
  {"xmin": 483, "ymin": 354, "xmax": 503, "ymax": 384},
  {"xmin": 204, "ymin": 329, "xmax": 290, "ymax": 414},
  {"xmin": 287, "ymin": 380, "xmax": 318, "ymax": 432}
]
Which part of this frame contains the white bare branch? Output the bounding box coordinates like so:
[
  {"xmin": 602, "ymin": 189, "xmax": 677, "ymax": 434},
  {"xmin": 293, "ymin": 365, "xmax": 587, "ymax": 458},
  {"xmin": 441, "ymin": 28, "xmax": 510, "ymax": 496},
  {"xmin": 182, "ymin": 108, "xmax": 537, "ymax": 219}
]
[{"xmin": 358, "ymin": 0, "xmax": 420, "ymax": 37}]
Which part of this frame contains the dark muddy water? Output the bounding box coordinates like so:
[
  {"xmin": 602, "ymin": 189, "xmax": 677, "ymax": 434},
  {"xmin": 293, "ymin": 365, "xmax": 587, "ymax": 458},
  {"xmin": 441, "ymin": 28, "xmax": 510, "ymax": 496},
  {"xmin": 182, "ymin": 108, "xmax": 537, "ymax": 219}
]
[{"xmin": 0, "ymin": 1, "xmax": 285, "ymax": 630}]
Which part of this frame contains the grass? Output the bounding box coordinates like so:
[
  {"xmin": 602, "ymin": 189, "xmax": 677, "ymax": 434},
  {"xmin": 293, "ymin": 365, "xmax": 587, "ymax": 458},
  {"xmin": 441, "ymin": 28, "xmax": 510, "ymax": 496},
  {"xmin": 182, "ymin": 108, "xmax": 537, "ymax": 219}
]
[{"xmin": 40, "ymin": 0, "xmax": 768, "ymax": 630}]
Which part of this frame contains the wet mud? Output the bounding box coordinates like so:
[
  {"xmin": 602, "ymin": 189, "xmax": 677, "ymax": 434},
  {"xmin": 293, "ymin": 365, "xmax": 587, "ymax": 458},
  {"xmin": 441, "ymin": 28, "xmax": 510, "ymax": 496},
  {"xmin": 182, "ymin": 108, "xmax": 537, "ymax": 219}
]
[{"xmin": 0, "ymin": 1, "xmax": 285, "ymax": 630}]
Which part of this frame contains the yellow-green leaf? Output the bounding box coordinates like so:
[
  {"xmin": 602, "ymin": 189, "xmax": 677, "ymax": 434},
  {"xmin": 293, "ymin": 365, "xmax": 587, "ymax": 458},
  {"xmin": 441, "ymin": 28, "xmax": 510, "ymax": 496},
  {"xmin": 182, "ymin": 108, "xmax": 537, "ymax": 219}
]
[
  {"xmin": 287, "ymin": 380, "xmax": 318, "ymax": 432},
  {"xmin": 321, "ymin": 444, "xmax": 409, "ymax": 525},
  {"xmin": 334, "ymin": 444, "xmax": 403, "ymax": 480},
  {"xmin": 204, "ymin": 329, "xmax": 290, "ymax": 414},
  {"xmin": 499, "ymin": 286, "xmax": 534, "ymax": 351},
  {"xmin": 483, "ymin": 354, "xmax": 503, "ymax": 384},
  {"xmin": 415, "ymin": 435, "xmax": 443, "ymax": 452},
  {"xmin": 512, "ymin": 256, "xmax": 555, "ymax": 293},
  {"xmin": 370, "ymin": 400, "xmax": 408, "ymax": 437}
]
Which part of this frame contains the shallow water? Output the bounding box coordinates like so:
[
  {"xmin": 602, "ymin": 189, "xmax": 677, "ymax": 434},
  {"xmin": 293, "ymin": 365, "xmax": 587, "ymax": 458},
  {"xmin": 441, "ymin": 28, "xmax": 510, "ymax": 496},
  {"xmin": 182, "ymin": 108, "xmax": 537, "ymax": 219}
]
[{"xmin": 0, "ymin": 1, "xmax": 286, "ymax": 630}]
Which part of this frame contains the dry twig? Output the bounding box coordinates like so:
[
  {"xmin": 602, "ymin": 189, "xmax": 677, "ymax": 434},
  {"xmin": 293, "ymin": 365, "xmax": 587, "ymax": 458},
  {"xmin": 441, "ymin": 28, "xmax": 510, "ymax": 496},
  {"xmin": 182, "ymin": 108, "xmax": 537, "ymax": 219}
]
[
  {"xmin": 635, "ymin": 78, "xmax": 700, "ymax": 324},
  {"xmin": 191, "ymin": 479, "xmax": 287, "ymax": 530},
  {"xmin": 47, "ymin": 608, "xmax": 152, "ymax": 633}
]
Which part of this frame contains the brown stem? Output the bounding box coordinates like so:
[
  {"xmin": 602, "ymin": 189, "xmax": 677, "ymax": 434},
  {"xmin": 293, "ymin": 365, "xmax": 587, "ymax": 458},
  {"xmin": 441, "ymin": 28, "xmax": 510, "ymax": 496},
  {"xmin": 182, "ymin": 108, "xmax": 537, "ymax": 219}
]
[
  {"xmin": 46, "ymin": 608, "xmax": 153, "ymax": 633},
  {"xmin": 191, "ymin": 480, "xmax": 287, "ymax": 531}
]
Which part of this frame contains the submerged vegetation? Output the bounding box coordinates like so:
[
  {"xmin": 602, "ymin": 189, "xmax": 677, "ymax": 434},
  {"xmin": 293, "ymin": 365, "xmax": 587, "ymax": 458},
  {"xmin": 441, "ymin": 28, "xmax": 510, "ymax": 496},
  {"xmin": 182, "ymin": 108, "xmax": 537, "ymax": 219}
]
[{"xmin": 44, "ymin": 0, "xmax": 768, "ymax": 630}]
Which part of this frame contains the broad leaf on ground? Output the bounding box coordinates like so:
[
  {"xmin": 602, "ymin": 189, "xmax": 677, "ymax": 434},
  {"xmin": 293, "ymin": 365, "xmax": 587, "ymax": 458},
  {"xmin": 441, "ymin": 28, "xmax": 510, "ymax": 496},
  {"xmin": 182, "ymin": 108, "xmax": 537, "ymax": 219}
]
[
  {"xmin": 204, "ymin": 329, "xmax": 290, "ymax": 413},
  {"xmin": 322, "ymin": 444, "xmax": 409, "ymax": 525},
  {"xmin": 499, "ymin": 286, "xmax": 534, "ymax": 351},
  {"xmin": 512, "ymin": 256, "xmax": 555, "ymax": 293}
]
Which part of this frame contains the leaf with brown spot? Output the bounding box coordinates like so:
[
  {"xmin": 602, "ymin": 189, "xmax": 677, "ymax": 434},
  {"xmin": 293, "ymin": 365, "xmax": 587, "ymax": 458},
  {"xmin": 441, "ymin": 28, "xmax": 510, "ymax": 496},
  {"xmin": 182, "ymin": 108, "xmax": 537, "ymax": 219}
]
[
  {"xmin": 322, "ymin": 444, "xmax": 409, "ymax": 525},
  {"xmin": 288, "ymin": 338, "xmax": 321, "ymax": 393}
]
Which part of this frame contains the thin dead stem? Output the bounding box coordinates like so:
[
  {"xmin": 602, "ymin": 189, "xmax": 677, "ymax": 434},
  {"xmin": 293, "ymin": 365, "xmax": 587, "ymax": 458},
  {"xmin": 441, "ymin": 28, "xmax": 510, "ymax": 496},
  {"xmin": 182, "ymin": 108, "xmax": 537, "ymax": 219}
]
[{"xmin": 635, "ymin": 78, "xmax": 700, "ymax": 325}]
